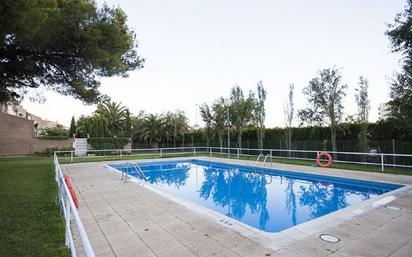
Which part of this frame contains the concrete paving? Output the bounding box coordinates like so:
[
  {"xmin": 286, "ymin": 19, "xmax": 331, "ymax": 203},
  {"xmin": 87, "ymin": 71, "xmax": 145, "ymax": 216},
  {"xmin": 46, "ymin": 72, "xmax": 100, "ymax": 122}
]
[{"xmin": 64, "ymin": 157, "xmax": 412, "ymax": 257}]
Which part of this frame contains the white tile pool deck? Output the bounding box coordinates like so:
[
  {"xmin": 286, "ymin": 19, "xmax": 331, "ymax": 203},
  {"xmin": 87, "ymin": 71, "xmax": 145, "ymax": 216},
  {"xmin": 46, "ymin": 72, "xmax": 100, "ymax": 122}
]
[{"xmin": 64, "ymin": 157, "xmax": 412, "ymax": 257}]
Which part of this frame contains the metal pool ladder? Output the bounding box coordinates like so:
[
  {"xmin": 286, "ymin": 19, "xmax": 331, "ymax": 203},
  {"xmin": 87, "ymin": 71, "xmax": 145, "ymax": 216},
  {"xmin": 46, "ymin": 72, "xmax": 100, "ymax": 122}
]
[
  {"xmin": 255, "ymin": 153, "xmax": 271, "ymax": 168},
  {"xmin": 121, "ymin": 161, "xmax": 147, "ymax": 183}
]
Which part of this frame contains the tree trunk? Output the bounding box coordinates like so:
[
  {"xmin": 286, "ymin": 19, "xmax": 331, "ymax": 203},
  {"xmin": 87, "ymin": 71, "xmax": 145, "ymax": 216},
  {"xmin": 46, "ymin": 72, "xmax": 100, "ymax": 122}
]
[
  {"xmin": 330, "ymin": 125, "xmax": 337, "ymax": 159},
  {"xmin": 219, "ymin": 132, "xmax": 223, "ymax": 152}
]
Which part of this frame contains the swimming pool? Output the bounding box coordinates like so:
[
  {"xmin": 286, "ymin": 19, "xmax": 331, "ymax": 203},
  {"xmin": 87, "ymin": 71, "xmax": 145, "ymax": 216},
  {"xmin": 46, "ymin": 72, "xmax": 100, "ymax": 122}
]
[{"xmin": 109, "ymin": 159, "xmax": 402, "ymax": 233}]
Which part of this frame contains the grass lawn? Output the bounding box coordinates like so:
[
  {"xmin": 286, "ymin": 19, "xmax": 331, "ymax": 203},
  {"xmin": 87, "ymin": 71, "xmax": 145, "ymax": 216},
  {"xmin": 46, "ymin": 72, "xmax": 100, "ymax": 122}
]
[{"xmin": 0, "ymin": 156, "xmax": 70, "ymax": 257}]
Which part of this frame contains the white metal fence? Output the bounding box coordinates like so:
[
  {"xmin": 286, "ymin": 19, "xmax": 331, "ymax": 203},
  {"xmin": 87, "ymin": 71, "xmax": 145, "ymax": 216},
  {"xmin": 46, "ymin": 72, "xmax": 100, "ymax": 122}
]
[
  {"xmin": 55, "ymin": 146, "xmax": 412, "ymax": 172},
  {"xmin": 53, "ymin": 146, "xmax": 412, "ymax": 256},
  {"xmin": 54, "ymin": 153, "xmax": 95, "ymax": 257}
]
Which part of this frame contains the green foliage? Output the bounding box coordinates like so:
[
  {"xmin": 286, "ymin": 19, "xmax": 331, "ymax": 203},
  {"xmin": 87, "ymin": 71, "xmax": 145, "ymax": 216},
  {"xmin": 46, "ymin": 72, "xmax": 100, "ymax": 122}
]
[
  {"xmin": 139, "ymin": 114, "xmax": 165, "ymax": 148},
  {"xmin": 41, "ymin": 125, "xmax": 69, "ymax": 137},
  {"xmin": 0, "ymin": 0, "xmax": 144, "ymax": 103},
  {"xmin": 88, "ymin": 137, "xmax": 129, "ymax": 150},
  {"xmin": 95, "ymin": 98, "xmax": 129, "ymax": 136},
  {"xmin": 37, "ymin": 146, "xmax": 74, "ymax": 156},
  {"xmin": 355, "ymin": 77, "xmax": 370, "ymax": 153},
  {"xmin": 37, "ymin": 135, "xmax": 69, "ymax": 140},
  {"xmin": 69, "ymin": 116, "xmax": 76, "ymax": 137},
  {"xmin": 253, "ymin": 81, "xmax": 267, "ymax": 150},
  {"xmin": 298, "ymin": 68, "xmax": 347, "ymax": 154},
  {"xmin": 229, "ymin": 85, "xmax": 256, "ymax": 149},
  {"xmin": 386, "ymin": 1, "xmax": 412, "ymax": 126}
]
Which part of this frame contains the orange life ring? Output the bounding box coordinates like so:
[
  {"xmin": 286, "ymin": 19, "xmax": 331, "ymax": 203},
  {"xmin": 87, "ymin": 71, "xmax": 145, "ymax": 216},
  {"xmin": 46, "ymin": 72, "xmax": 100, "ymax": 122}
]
[
  {"xmin": 64, "ymin": 174, "xmax": 79, "ymax": 208},
  {"xmin": 316, "ymin": 151, "xmax": 333, "ymax": 168}
]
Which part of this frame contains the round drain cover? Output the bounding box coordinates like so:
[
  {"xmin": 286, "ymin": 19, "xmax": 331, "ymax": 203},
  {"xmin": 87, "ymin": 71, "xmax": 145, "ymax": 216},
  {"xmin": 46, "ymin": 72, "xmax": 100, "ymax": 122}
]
[{"xmin": 319, "ymin": 234, "xmax": 340, "ymax": 243}]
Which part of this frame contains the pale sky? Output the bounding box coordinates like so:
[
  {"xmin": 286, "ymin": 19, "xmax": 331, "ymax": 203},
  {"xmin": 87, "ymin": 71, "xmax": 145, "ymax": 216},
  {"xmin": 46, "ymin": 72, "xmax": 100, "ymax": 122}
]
[{"xmin": 22, "ymin": 0, "xmax": 405, "ymax": 127}]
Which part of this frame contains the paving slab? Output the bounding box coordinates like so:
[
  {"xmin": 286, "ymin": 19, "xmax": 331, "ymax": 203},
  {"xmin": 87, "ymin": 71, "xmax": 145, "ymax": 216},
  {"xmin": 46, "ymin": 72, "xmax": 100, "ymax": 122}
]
[{"xmin": 64, "ymin": 157, "xmax": 412, "ymax": 257}]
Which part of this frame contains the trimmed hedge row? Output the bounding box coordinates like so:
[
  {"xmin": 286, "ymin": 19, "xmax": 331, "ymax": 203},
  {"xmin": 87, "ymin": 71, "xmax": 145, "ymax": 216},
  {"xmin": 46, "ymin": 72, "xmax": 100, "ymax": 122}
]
[{"xmin": 88, "ymin": 137, "xmax": 129, "ymax": 150}]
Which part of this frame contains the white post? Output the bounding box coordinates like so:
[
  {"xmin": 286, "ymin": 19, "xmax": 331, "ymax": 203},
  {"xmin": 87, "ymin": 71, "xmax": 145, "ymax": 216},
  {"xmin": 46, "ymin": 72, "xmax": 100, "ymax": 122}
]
[
  {"xmin": 209, "ymin": 147, "xmax": 212, "ymax": 157},
  {"xmin": 160, "ymin": 148, "xmax": 163, "ymax": 158},
  {"xmin": 237, "ymin": 148, "xmax": 240, "ymax": 159},
  {"xmin": 193, "ymin": 147, "xmax": 196, "ymax": 156},
  {"xmin": 65, "ymin": 196, "xmax": 71, "ymax": 246},
  {"xmin": 120, "ymin": 149, "xmax": 123, "ymax": 160},
  {"xmin": 381, "ymin": 154, "xmax": 384, "ymax": 172},
  {"xmin": 270, "ymin": 149, "xmax": 273, "ymax": 167},
  {"xmin": 70, "ymin": 151, "xmax": 73, "ymax": 162}
]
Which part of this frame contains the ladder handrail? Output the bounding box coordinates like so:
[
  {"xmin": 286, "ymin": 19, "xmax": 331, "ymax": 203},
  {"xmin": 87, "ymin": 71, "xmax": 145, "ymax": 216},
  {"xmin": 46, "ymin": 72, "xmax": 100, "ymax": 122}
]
[
  {"xmin": 255, "ymin": 153, "xmax": 264, "ymax": 166},
  {"xmin": 262, "ymin": 154, "xmax": 270, "ymax": 167},
  {"xmin": 122, "ymin": 161, "xmax": 147, "ymax": 182}
]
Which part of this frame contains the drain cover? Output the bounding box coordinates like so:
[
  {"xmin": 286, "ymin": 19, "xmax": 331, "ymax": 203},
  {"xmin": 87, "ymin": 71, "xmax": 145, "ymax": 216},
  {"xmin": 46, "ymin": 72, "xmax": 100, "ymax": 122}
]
[
  {"xmin": 385, "ymin": 206, "xmax": 401, "ymax": 211},
  {"xmin": 319, "ymin": 234, "xmax": 340, "ymax": 243}
]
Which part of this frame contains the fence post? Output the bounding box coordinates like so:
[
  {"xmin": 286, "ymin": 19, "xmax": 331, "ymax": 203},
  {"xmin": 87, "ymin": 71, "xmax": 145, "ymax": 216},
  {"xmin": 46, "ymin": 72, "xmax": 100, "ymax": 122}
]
[
  {"xmin": 65, "ymin": 195, "xmax": 71, "ymax": 246},
  {"xmin": 70, "ymin": 151, "xmax": 73, "ymax": 163},
  {"xmin": 209, "ymin": 147, "xmax": 212, "ymax": 157},
  {"xmin": 193, "ymin": 147, "xmax": 196, "ymax": 156},
  {"xmin": 237, "ymin": 148, "xmax": 240, "ymax": 159},
  {"xmin": 160, "ymin": 148, "xmax": 163, "ymax": 158},
  {"xmin": 381, "ymin": 154, "xmax": 384, "ymax": 172},
  {"xmin": 270, "ymin": 150, "xmax": 273, "ymax": 167},
  {"xmin": 120, "ymin": 149, "xmax": 123, "ymax": 160}
]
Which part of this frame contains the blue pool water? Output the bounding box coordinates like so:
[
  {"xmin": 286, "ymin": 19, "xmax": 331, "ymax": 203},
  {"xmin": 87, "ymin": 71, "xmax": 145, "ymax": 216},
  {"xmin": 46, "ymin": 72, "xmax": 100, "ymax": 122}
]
[{"xmin": 110, "ymin": 159, "xmax": 402, "ymax": 233}]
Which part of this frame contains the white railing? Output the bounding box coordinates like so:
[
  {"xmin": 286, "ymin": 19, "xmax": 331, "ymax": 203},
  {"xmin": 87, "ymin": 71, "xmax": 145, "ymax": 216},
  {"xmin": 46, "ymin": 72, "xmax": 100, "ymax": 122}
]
[
  {"xmin": 54, "ymin": 146, "xmax": 412, "ymax": 172},
  {"xmin": 54, "ymin": 153, "xmax": 95, "ymax": 257}
]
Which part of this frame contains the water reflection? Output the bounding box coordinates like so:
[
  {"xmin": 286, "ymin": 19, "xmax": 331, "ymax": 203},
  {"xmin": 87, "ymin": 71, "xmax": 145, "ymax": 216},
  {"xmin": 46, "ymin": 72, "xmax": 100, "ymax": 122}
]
[{"xmin": 115, "ymin": 161, "xmax": 393, "ymax": 232}]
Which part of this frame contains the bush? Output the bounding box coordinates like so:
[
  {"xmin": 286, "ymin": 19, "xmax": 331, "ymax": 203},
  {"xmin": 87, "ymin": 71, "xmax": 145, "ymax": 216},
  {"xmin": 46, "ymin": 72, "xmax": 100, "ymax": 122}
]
[
  {"xmin": 88, "ymin": 137, "xmax": 129, "ymax": 150},
  {"xmin": 37, "ymin": 135, "xmax": 69, "ymax": 140},
  {"xmin": 36, "ymin": 146, "xmax": 74, "ymax": 156}
]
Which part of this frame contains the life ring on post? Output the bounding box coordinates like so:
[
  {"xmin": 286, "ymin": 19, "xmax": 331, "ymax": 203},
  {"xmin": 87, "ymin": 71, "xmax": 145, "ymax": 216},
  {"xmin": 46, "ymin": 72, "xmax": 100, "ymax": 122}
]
[
  {"xmin": 64, "ymin": 174, "xmax": 79, "ymax": 208},
  {"xmin": 316, "ymin": 151, "xmax": 333, "ymax": 168}
]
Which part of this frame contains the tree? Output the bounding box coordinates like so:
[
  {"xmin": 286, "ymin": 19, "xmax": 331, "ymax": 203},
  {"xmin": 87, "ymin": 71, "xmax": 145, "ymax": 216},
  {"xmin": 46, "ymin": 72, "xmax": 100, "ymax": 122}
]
[
  {"xmin": 229, "ymin": 85, "xmax": 255, "ymax": 149},
  {"xmin": 140, "ymin": 114, "xmax": 165, "ymax": 148},
  {"xmin": 355, "ymin": 76, "xmax": 370, "ymax": 152},
  {"xmin": 253, "ymin": 81, "xmax": 267, "ymax": 150},
  {"xmin": 386, "ymin": 0, "xmax": 412, "ymax": 125},
  {"xmin": 95, "ymin": 98, "xmax": 129, "ymax": 136},
  {"xmin": 284, "ymin": 83, "xmax": 295, "ymax": 152},
  {"xmin": 164, "ymin": 110, "xmax": 189, "ymax": 147},
  {"xmin": 0, "ymin": 0, "xmax": 144, "ymax": 104},
  {"xmin": 212, "ymin": 98, "xmax": 227, "ymax": 151},
  {"xmin": 298, "ymin": 68, "xmax": 347, "ymax": 157},
  {"xmin": 69, "ymin": 116, "xmax": 76, "ymax": 137},
  {"xmin": 199, "ymin": 103, "xmax": 214, "ymax": 147}
]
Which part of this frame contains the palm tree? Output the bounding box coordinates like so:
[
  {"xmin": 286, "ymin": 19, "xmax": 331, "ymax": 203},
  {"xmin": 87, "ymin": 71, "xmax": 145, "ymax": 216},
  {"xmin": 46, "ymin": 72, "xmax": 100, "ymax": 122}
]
[
  {"xmin": 95, "ymin": 98, "xmax": 129, "ymax": 136},
  {"xmin": 140, "ymin": 114, "xmax": 165, "ymax": 148}
]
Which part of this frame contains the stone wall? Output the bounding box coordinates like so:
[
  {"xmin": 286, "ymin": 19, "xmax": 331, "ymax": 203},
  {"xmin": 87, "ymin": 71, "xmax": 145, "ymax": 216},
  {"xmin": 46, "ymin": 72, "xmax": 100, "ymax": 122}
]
[{"xmin": 0, "ymin": 112, "xmax": 73, "ymax": 155}]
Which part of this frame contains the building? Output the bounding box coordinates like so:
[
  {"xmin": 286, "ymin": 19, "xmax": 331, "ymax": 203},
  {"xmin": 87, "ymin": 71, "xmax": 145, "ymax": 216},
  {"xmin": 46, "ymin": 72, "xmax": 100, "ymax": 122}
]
[{"xmin": 1, "ymin": 102, "xmax": 61, "ymax": 129}]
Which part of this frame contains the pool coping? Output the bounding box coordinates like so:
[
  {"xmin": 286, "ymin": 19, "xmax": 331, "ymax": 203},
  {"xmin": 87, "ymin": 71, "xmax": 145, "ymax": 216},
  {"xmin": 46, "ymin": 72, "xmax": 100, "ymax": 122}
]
[{"xmin": 103, "ymin": 156, "xmax": 412, "ymax": 251}]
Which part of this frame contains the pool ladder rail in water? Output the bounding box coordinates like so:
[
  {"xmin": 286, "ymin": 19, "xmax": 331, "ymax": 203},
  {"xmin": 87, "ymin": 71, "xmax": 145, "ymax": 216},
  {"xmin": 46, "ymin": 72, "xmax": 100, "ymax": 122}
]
[
  {"xmin": 121, "ymin": 161, "xmax": 147, "ymax": 183},
  {"xmin": 255, "ymin": 153, "xmax": 272, "ymax": 168},
  {"xmin": 255, "ymin": 154, "xmax": 273, "ymax": 184}
]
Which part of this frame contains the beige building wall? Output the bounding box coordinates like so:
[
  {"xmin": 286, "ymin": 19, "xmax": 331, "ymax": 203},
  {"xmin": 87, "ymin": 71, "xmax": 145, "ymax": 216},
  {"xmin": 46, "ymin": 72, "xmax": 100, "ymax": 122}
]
[{"xmin": 0, "ymin": 112, "xmax": 73, "ymax": 155}]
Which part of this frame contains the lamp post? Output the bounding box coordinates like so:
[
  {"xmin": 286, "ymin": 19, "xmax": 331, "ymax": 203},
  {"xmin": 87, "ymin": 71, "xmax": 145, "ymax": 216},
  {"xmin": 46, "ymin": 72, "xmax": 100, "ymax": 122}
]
[{"xmin": 224, "ymin": 99, "xmax": 231, "ymax": 157}]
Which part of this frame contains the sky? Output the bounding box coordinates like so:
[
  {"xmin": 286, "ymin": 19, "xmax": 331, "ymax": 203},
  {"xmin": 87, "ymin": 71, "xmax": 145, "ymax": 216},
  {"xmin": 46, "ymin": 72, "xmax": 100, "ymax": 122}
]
[{"xmin": 22, "ymin": 0, "xmax": 406, "ymax": 127}]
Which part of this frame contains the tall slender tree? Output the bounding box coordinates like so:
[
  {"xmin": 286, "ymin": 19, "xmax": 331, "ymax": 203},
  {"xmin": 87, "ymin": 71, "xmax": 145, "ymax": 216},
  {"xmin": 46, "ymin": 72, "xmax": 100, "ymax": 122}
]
[
  {"xmin": 253, "ymin": 81, "xmax": 267, "ymax": 150},
  {"xmin": 355, "ymin": 76, "xmax": 370, "ymax": 153},
  {"xmin": 284, "ymin": 84, "xmax": 295, "ymax": 152},
  {"xmin": 298, "ymin": 68, "xmax": 347, "ymax": 157},
  {"xmin": 69, "ymin": 116, "xmax": 76, "ymax": 138},
  {"xmin": 199, "ymin": 103, "xmax": 214, "ymax": 147},
  {"xmin": 212, "ymin": 98, "xmax": 227, "ymax": 151},
  {"xmin": 229, "ymin": 85, "xmax": 255, "ymax": 149}
]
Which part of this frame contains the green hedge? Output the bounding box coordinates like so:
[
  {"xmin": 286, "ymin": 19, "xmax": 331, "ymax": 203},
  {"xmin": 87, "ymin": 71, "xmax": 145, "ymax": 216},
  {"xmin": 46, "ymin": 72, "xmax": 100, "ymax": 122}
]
[
  {"xmin": 88, "ymin": 137, "xmax": 129, "ymax": 150},
  {"xmin": 36, "ymin": 135, "xmax": 69, "ymax": 140}
]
